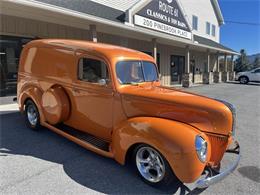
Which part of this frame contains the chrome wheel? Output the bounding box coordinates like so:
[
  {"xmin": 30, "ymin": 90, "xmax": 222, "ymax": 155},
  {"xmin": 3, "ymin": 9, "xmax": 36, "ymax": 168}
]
[
  {"xmin": 136, "ymin": 146, "xmax": 165, "ymax": 183},
  {"xmin": 27, "ymin": 104, "xmax": 38, "ymax": 126}
]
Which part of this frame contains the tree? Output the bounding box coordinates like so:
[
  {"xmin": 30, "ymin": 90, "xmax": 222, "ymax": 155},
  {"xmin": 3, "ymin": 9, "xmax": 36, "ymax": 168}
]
[
  {"xmin": 253, "ymin": 56, "xmax": 260, "ymax": 69},
  {"xmin": 234, "ymin": 49, "xmax": 252, "ymax": 72}
]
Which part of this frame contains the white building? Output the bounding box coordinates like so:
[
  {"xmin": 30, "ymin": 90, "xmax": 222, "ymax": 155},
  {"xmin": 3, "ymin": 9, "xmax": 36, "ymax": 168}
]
[{"xmin": 0, "ymin": 0, "xmax": 238, "ymax": 96}]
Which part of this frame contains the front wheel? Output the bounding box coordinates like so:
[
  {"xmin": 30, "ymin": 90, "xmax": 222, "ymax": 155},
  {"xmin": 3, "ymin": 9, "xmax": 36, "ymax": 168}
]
[
  {"xmin": 239, "ymin": 76, "xmax": 249, "ymax": 84},
  {"xmin": 133, "ymin": 144, "xmax": 178, "ymax": 187},
  {"xmin": 25, "ymin": 100, "xmax": 41, "ymax": 130}
]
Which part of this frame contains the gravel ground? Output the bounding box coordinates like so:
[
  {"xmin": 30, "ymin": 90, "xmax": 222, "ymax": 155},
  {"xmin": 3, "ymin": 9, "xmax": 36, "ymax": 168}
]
[{"xmin": 0, "ymin": 82, "xmax": 259, "ymax": 194}]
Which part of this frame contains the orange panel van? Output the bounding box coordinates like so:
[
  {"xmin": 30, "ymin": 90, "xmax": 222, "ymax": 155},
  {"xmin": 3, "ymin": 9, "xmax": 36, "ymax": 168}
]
[{"xmin": 17, "ymin": 39, "xmax": 240, "ymax": 188}]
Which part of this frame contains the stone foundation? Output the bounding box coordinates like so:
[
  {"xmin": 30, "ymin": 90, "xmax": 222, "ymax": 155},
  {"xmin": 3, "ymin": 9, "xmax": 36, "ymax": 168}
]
[
  {"xmin": 222, "ymin": 72, "xmax": 229, "ymax": 82},
  {"xmin": 213, "ymin": 72, "xmax": 222, "ymax": 83},
  {"xmin": 182, "ymin": 73, "xmax": 193, "ymax": 88},
  {"xmin": 229, "ymin": 72, "xmax": 236, "ymax": 81},
  {"xmin": 193, "ymin": 73, "xmax": 203, "ymax": 84},
  {"xmin": 202, "ymin": 72, "xmax": 213, "ymax": 84}
]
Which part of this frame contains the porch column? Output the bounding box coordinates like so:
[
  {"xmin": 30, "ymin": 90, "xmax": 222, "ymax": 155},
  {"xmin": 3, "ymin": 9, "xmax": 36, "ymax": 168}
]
[
  {"xmin": 224, "ymin": 54, "xmax": 228, "ymax": 72},
  {"xmin": 229, "ymin": 55, "xmax": 235, "ymax": 81},
  {"xmin": 185, "ymin": 45, "xmax": 190, "ymax": 73},
  {"xmin": 214, "ymin": 52, "xmax": 221, "ymax": 83},
  {"xmin": 90, "ymin": 24, "xmax": 97, "ymax": 42},
  {"xmin": 152, "ymin": 38, "xmax": 157, "ymax": 64},
  {"xmin": 182, "ymin": 45, "xmax": 192, "ymax": 87},
  {"xmin": 216, "ymin": 52, "xmax": 220, "ymax": 72},
  {"xmin": 203, "ymin": 49, "xmax": 213, "ymax": 84},
  {"xmin": 231, "ymin": 55, "xmax": 234, "ymax": 71},
  {"xmin": 206, "ymin": 50, "xmax": 210, "ymax": 72},
  {"xmin": 222, "ymin": 54, "xmax": 229, "ymax": 82}
]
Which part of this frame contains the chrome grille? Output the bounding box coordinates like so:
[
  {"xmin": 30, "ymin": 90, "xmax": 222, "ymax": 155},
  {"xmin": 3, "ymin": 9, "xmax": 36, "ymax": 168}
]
[{"xmin": 206, "ymin": 134, "xmax": 228, "ymax": 165}]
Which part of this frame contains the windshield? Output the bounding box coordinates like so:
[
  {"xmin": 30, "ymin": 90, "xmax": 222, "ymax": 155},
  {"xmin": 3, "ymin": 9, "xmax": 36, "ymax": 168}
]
[{"xmin": 116, "ymin": 61, "xmax": 158, "ymax": 84}]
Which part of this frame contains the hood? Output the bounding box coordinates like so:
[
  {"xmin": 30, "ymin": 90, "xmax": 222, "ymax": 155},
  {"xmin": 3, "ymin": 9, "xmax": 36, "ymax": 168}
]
[{"xmin": 119, "ymin": 85, "xmax": 233, "ymax": 136}]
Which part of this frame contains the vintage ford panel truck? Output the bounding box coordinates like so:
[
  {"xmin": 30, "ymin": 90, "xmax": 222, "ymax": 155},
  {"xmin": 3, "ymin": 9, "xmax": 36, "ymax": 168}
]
[{"xmin": 17, "ymin": 39, "xmax": 240, "ymax": 188}]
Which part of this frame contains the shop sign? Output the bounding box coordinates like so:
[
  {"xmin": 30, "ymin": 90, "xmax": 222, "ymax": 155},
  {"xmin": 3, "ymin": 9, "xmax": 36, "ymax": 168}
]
[{"xmin": 134, "ymin": 0, "xmax": 191, "ymax": 39}]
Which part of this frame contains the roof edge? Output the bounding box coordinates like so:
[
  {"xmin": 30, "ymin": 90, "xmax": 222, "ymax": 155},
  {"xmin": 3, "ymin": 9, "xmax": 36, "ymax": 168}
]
[
  {"xmin": 211, "ymin": 0, "xmax": 225, "ymax": 25},
  {"xmin": 126, "ymin": 0, "xmax": 152, "ymax": 24},
  {"xmin": 5, "ymin": 0, "xmax": 238, "ymax": 55},
  {"xmin": 194, "ymin": 35, "xmax": 239, "ymax": 55}
]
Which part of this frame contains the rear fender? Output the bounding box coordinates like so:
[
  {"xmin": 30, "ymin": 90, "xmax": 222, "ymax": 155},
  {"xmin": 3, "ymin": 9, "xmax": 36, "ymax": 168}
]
[
  {"xmin": 112, "ymin": 117, "xmax": 211, "ymax": 183},
  {"xmin": 19, "ymin": 86, "xmax": 45, "ymax": 123}
]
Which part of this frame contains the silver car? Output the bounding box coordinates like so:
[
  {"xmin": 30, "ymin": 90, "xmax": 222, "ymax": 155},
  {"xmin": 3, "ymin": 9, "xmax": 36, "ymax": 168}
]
[{"xmin": 235, "ymin": 68, "xmax": 260, "ymax": 84}]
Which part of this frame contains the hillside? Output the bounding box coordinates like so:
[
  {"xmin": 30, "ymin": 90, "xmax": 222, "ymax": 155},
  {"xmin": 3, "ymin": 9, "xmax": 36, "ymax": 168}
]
[{"xmin": 247, "ymin": 53, "xmax": 260, "ymax": 64}]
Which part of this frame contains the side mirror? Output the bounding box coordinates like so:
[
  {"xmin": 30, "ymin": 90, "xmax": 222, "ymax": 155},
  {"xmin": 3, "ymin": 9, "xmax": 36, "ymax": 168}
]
[{"xmin": 98, "ymin": 79, "xmax": 107, "ymax": 86}]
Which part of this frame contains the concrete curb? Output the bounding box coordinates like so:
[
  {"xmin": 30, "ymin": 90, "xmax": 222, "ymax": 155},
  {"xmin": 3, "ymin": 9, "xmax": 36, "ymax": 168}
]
[{"xmin": 0, "ymin": 103, "xmax": 19, "ymax": 115}]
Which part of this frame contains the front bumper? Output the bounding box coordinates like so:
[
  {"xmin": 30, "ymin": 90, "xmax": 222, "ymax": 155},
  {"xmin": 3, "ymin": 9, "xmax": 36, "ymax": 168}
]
[
  {"xmin": 235, "ymin": 75, "xmax": 240, "ymax": 80},
  {"xmin": 196, "ymin": 141, "xmax": 240, "ymax": 189}
]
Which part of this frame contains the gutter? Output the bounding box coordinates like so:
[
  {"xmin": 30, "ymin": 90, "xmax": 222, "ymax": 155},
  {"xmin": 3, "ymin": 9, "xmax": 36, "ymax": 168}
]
[{"xmin": 211, "ymin": 0, "xmax": 225, "ymax": 25}]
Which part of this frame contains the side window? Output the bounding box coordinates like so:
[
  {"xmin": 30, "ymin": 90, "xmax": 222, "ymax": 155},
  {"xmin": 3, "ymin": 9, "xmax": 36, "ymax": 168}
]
[
  {"xmin": 78, "ymin": 58, "xmax": 109, "ymax": 83},
  {"xmin": 254, "ymin": 69, "xmax": 260, "ymax": 73},
  {"xmin": 192, "ymin": 15, "xmax": 198, "ymax": 31},
  {"xmin": 206, "ymin": 22, "xmax": 210, "ymax": 35},
  {"xmin": 212, "ymin": 24, "xmax": 216, "ymax": 37}
]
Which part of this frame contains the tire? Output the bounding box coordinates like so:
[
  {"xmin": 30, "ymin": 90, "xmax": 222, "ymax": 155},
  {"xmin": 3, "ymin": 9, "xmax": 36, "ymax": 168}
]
[
  {"xmin": 133, "ymin": 144, "xmax": 179, "ymax": 187},
  {"xmin": 24, "ymin": 99, "xmax": 41, "ymax": 130},
  {"xmin": 239, "ymin": 76, "xmax": 249, "ymax": 84}
]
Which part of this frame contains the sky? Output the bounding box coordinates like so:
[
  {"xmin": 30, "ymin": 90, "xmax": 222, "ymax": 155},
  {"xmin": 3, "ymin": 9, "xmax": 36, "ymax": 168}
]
[{"xmin": 219, "ymin": 0, "xmax": 260, "ymax": 55}]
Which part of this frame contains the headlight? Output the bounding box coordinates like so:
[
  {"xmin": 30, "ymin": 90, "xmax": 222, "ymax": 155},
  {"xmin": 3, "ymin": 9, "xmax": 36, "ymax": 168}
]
[{"xmin": 195, "ymin": 136, "xmax": 207, "ymax": 162}]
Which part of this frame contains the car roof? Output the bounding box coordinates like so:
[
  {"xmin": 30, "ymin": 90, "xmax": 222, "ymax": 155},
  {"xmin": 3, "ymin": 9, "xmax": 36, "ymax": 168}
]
[{"xmin": 25, "ymin": 39, "xmax": 154, "ymax": 63}]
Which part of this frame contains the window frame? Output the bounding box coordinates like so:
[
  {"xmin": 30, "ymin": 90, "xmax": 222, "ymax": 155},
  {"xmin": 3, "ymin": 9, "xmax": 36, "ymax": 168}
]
[
  {"xmin": 142, "ymin": 61, "xmax": 160, "ymax": 82},
  {"xmin": 192, "ymin": 15, "xmax": 198, "ymax": 31},
  {"xmin": 76, "ymin": 55, "xmax": 112, "ymax": 87},
  {"xmin": 142, "ymin": 51, "xmax": 161, "ymax": 73},
  {"xmin": 212, "ymin": 24, "xmax": 216, "ymax": 37},
  {"xmin": 206, "ymin": 22, "xmax": 211, "ymax": 35},
  {"xmin": 115, "ymin": 60, "xmax": 159, "ymax": 85}
]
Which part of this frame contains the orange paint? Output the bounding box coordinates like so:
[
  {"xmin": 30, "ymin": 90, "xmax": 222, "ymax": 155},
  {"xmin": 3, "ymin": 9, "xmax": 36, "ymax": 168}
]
[{"xmin": 17, "ymin": 39, "xmax": 236, "ymax": 183}]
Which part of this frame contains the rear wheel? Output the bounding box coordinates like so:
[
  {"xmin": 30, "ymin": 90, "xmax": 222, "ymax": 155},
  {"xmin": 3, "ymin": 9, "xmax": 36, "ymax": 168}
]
[
  {"xmin": 133, "ymin": 144, "xmax": 178, "ymax": 187},
  {"xmin": 25, "ymin": 100, "xmax": 41, "ymax": 130},
  {"xmin": 239, "ymin": 76, "xmax": 249, "ymax": 84}
]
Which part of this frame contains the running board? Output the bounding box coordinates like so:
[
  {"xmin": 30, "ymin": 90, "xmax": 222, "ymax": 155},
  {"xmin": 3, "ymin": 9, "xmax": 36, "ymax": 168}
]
[
  {"xmin": 42, "ymin": 122, "xmax": 113, "ymax": 158},
  {"xmin": 56, "ymin": 124, "xmax": 110, "ymax": 151}
]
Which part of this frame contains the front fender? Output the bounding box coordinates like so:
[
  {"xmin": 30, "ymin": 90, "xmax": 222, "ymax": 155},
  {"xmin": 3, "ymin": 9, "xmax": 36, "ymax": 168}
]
[{"xmin": 112, "ymin": 117, "xmax": 211, "ymax": 183}]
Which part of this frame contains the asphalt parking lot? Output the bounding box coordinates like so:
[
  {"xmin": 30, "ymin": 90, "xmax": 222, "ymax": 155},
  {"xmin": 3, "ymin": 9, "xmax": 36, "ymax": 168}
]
[{"xmin": 0, "ymin": 82, "xmax": 260, "ymax": 194}]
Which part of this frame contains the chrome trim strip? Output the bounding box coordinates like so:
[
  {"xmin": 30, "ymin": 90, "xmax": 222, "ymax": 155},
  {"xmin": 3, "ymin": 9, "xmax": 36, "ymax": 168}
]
[{"xmin": 196, "ymin": 141, "xmax": 240, "ymax": 189}]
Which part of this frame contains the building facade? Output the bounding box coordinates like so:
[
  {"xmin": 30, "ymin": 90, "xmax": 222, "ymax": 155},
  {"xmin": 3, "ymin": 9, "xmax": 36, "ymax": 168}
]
[{"xmin": 0, "ymin": 0, "xmax": 238, "ymax": 96}]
